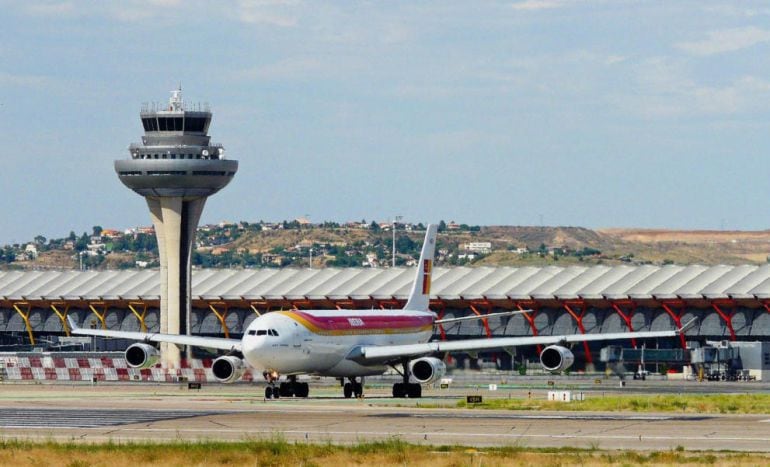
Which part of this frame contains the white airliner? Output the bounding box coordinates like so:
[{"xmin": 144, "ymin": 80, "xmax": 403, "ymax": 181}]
[{"xmin": 70, "ymin": 224, "xmax": 690, "ymax": 399}]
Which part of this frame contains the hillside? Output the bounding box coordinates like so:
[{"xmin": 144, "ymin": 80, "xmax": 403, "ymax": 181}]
[{"xmin": 6, "ymin": 223, "xmax": 770, "ymax": 270}]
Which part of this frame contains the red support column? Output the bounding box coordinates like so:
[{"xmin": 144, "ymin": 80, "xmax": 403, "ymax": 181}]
[
  {"xmin": 291, "ymin": 299, "xmax": 312, "ymax": 310},
  {"xmin": 563, "ymin": 301, "xmax": 592, "ymax": 364},
  {"xmin": 661, "ymin": 302, "xmax": 687, "ymax": 349},
  {"xmin": 516, "ymin": 301, "xmax": 542, "ymax": 354},
  {"xmin": 377, "ymin": 299, "xmax": 402, "ymax": 310},
  {"xmin": 711, "ymin": 301, "xmax": 737, "ymax": 341},
  {"xmin": 611, "ymin": 301, "xmax": 637, "ymax": 348},
  {"xmin": 433, "ymin": 300, "xmax": 447, "ymax": 341},
  {"xmin": 469, "ymin": 302, "xmax": 493, "ymax": 338},
  {"xmin": 334, "ymin": 300, "xmax": 355, "ymax": 310}
]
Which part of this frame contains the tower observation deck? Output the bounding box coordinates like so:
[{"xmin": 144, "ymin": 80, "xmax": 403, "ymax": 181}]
[{"xmin": 115, "ymin": 89, "xmax": 238, "ymax": 367}]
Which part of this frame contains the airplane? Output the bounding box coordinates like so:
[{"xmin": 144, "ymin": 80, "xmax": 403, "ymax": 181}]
[{"xmin": 69, "ymin": 224, "xmax": 692, "ymax": 399}]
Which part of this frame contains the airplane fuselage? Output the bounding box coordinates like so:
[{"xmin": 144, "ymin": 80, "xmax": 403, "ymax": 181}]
[{"xmin": 240, "ymin": 309, "xmax": 435, "ymax": 377}]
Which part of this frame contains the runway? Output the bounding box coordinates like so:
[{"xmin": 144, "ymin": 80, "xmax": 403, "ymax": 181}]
[
  {"xmin": 0, "ymin": 383, "xmax": 767, "ymax": 451},
  {"xmin": 0, "ymin": 408, "xmax": 219, "ymax": 428}
]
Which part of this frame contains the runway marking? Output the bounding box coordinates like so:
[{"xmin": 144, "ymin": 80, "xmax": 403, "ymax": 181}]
[
  {"xmin": 404, "ymin": 413, "xmax": 678, "ymax": 421},
  {"xmin": 0, "ymin": 409, "xmax": 220, "ymax": 428},
  {"xmin": 118, "ymin": 427, "xmax": 770, "ymax": 443}
]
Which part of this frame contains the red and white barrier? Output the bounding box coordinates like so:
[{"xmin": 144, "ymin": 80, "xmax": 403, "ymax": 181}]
[{"xmin": 0, "ymin": 355, "xmax": 257, "ymax": 383}]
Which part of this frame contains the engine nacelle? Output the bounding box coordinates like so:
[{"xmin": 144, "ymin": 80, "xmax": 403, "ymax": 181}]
[
  {"xmin": 211, "ymin": 356, "xmax": 245, "ymax": 383},
  {"xmin": 124, "ymin": 343, "xmax": 159, "ymax": 369},
  {"xmin": 409, "ymin": 357, "xmax": 446, "ymax": 384},
  {"xmin": 540, "ymin": 345, "xmax": 575, "ymax": 373}
]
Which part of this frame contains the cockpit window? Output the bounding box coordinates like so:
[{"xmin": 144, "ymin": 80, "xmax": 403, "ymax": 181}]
[
  {"xmin": 268, "ymin": 329, "xmax": 279, "ymax": 336},
  {"xmin": 256, "ymin": 330, "xmax": 267, "ymax": 336},
  {"xmin": 247, "ymin": 330, "xmax": 256, "ymax": 336}
]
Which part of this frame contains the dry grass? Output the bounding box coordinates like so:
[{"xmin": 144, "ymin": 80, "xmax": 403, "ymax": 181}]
[
  {"xmin": 0, "ymin": 438, "xmax": 766, "ymax": 466},
  {"xmin": 457, "ymin": 393, "xmax": 770, "ymax": 414}
]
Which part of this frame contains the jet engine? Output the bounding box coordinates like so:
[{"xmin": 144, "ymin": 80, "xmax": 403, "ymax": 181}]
[
  {"xmin": 211, "ymin": 356, "xmax": 245, "ymax": 383},
  {"xmin": 124, "ymin": 343, "xmax": 159, "ymax": 369},
  {"xmin": 409, "ymin": 357, "xmax": 446, "ymax": 384},
  {"xmin": 539, "ymin": 345, "xmax": 575, "ymax": 373}
]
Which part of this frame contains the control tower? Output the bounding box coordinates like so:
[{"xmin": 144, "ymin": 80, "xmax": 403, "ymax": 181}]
[{"xmin": 115, "ymin": 89, "xmax": 238, "ymax": 368}]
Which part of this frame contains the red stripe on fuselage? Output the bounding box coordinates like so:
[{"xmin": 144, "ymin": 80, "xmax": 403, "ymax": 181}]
[{"xmin": 279, "ymin": 310, "xmax": 434, "ymax": 336}]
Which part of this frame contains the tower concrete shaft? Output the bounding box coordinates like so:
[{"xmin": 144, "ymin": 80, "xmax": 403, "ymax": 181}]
[
  {"xmin": 147, "ymin": 197, "xmax": 205, "ymax": 367},
  {"xmin": 115, "ymin": 89, "xmax": 238, "ymax": 368}
]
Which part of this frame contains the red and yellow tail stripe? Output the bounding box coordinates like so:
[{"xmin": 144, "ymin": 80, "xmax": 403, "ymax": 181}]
[{"xmin": 421, "ymin": 259, "xmax": 432, "ymax": 294}]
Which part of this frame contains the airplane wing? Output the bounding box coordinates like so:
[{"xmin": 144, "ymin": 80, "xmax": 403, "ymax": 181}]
[
  {"xmin": 354, "ymin": 320, "xmax": 695, "ymax": 363},
  {"xmin": 435, "ymin": 310, "xmax": 530, "ymax": 325},
  {"xmin": 67, "ymin": 316, "xmax": 241, "ymax": 352}
]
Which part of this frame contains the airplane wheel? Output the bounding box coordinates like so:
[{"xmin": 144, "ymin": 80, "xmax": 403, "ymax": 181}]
[
  {"xmin": 407, "ymin": 383, "xmax": 422, "ymax": 398},
  {"xmin": 272, "ymin": 387, "xmax": 280, "ymax": 399},
  {"xmin": 265, "ymin": 387, "xmax": 273, "ymax": 399},
  {"xmin": 392, "ymin": 383, "xmax": 405, "ymax": 398},
  {"xmin": 354, "ymin": 382, "xmax": 363, "ymax": 398},
  {"xmin": 297, "ymin": 382, "xmax": 309, "ymax": 398},
  {"xmin": 279, "ymin": 382, "xmax": 293, "ymax": 397},
  {"xmin": 343, "ymin": 382, "xmax": 353, "ymax": 398}
]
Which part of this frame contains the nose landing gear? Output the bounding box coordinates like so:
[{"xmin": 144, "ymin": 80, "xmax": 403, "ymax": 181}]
[{"xmin": 263, "ymin": 370, "xmax": 281, "ymax": 399}]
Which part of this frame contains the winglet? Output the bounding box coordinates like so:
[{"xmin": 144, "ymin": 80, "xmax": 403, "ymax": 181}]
[
  {"xmin": 678, "ymin": 317, "xmax": 698, "ymax": 334},
  {"xmin": 404, "ymin": 224, "xmax": 438, "ymax": 311}
]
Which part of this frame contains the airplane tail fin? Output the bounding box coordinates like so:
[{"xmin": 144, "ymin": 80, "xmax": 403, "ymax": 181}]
[{"xmin": 404, "ymin": 224, "xmax": 438, "ymax": 311}]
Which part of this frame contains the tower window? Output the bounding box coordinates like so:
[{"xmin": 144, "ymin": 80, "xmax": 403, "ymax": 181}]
[{"xmin": 184, "ymin": 117, "xmax": 207, "ymax": 132}]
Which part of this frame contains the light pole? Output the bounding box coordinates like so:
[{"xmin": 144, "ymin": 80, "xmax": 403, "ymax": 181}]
[
  {"xmin": 392, "ymin": 215, "xmax": 402, "ymax": 268},
  {"xmin": 309, "ymin": 247, "xmax": 313, "ymax": 269}
]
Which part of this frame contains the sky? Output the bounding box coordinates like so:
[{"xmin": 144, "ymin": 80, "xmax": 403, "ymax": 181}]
[{"xmin": 1, "ymin": 0, "xmax": 770, "ymax": 245}]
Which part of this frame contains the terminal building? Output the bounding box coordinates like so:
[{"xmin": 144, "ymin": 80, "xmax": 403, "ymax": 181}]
[{"xmin": 1, "ymin": 264, "xmax": 770, "ymax": 370}]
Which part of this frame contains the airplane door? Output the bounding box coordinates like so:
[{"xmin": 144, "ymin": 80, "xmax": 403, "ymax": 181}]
[{"xmin": 292, "ymin": 322, "xmax": 302, "ymax": 348}]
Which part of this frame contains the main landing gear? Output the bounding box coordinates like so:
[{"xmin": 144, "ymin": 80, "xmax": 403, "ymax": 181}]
[
  {"xmin": 279, "ymin": 375, "xmax": 309, "ymax": 398},
  {"xmin": 392, "ymin": 359, "xmax": 422, "ymax": 398},
  {"xmin": 263, "ymin": 372, "xmax": 310, "ymax": 399},
  {"xmin": 341, "ymin": 377, "xmax": 364, "ymax": 398}
]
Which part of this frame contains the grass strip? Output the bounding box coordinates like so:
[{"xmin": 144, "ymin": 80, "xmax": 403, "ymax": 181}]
[
  {"xmin": 457, "ymin": 393, "xmax": 770, "ymax": 414},
  {"xmin": 0, "ymin": 438, "xmax": 767, "ymax": 466}
]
